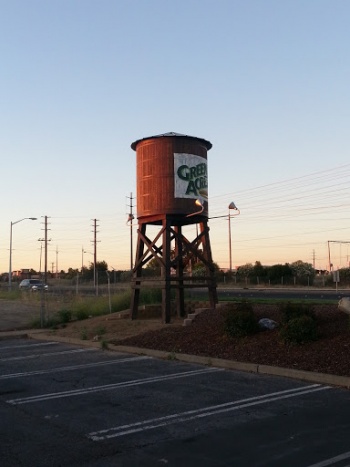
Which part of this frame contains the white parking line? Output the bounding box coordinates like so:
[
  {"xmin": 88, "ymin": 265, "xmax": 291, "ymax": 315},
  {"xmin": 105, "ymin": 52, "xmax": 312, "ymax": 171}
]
[
  {"xmin": 88, "ymin": 384, "xmax": 330, "ymax": 441},
  {"xmin": 0, "ymin": 355, "xmax": 150, "ymax": 379},
  {"xmin": 0, "ymin": 348, "xmax": 96, "ymax": 362},
  {"xmin": 306, "ymin": 450, "xmax": 350, "ymax": 466},
  {"xmin": 6, "ymin": 367, "xmax": 223, "ymax": 405},
  {"xmin": 0, "ymin": 341, "xmax": 58, "ymax": 350}
]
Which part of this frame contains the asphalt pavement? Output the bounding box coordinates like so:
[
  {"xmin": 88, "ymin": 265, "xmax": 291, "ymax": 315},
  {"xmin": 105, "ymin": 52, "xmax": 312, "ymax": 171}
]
[{"xmin": 1, "ymin": 335, "xmax": 350, "ymax": 467}]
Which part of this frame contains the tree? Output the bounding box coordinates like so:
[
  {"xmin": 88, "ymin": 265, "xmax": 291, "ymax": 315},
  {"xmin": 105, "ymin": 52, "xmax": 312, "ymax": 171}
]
[
  {"xmin": 66, "ymin": 268, "xmax": 79, "ymax": 279},
  {"xmin": 290, "ymin": 260, "xmax": 315, "ymax": 285},
  {"xmin": 88, "ymin": 261, "xmax": 108, "ymax": 284},
  {"xmin": 253, "ymin": 261, "xmax": 267, "ymax": 278},
  {"xmin": 267, "ymin": 263, "xmax": 293, "ymax": 284},
  {"xmin": 237, "ymin": 263, "xmax": 254, "ymax": 279}
]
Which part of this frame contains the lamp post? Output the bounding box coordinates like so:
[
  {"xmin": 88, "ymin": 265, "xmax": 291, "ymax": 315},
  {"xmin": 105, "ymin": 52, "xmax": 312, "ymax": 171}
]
[
  {"xmin": 228, "ymin": 202, "xmax": 240, "ymax": 272},
  {"xmin": 82, "ymin": 247, "xmax": 87, "ymax": 272},
  {"xmin": 126, "ymin": 213, "xmax": 134, "ymax": 271},
  {"xmin": 9, "ymin": 217, "xmax": 37, "ymax": 290},
  {"xmin": 81, "ymin": 248, "xmax": 93, "ymax": 276}
]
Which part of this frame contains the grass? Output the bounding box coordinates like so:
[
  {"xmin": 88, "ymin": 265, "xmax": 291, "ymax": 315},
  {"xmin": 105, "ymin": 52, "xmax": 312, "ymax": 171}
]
[
  {"xmin": 193, "ymin": 295, "xmax": 338, "ymax": 306},
  {"xmin": 28, "ymin": 288, "xmax": 164, "ymax": 329},
  {"xmin": 0, "ymin": 290, "xmax": 21, "ymax": 300},
  {"xmin": 100, "ymin": 339, "xmax": 109, "ymax": 350}
]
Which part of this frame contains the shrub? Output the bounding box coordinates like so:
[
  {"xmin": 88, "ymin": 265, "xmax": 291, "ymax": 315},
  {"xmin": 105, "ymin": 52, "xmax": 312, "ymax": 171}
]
[
  {"xmin": 140, "ymin": 288, "xmax": 163, "ymax": 304},
  {"xmin": 235, "ymin": 300, "xmax": 254, "ymax": 314},
  {"xmin": 58, "ymin": 309, "xmax": 72, "ymax": 324},
  {"xmin": 75, "ymin": 309, "xmax": 90, "ymax": 321},
  {"xmin": 100, "ymin": 339, "xmax": 109, "ymax": 350},
  {"xmin": 95, "ymin": 326, "xmax": 106, "ymax": 336},
  {"xmin": 280, "ymin": 314, "xmax": 318, "ymax": 344},
  {"xmin": 44, "ymin": 316, "xmax": 60, "ymax": 329},
  {"xmin": 279, "ymin": 302, "xmax": 315, "ymax": 324},
  {"xmin": 223, "ymin": 306, "xmax": 259, "ymax": 338}
]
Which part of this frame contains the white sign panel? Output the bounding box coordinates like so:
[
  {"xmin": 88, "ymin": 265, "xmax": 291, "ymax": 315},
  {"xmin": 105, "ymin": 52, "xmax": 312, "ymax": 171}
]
[{"xmin": 174, "ymin": 153, "xmax": 208, "ymax": 200}]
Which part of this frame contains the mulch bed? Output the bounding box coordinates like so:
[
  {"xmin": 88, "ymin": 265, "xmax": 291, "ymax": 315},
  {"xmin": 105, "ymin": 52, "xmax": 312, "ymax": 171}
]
[{"xmin": 111, "ymin": 304, "xmax": 350, "ymax": 377}]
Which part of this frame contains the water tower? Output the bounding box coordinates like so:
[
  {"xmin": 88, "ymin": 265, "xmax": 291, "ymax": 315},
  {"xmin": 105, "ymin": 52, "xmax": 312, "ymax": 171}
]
[{"xmin": 130, "ymin": 132, "xmax": 218, "ymax": 323}]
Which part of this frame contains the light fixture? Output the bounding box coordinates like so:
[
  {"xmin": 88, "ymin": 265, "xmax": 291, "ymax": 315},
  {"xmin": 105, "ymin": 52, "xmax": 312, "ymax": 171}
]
[
  {"xmin": 186, "ymin": 199, "xmax": 204, "ymax": 217},
  {"xmin": 9, "ymin": 217, "xmax": 37, "ymax": 290},
  {"xmin": 228, "ymin": 202, "xmax": 240, "ymax": 271},
  {"xmin": 126, "ymin": 213, "xmax": 135, "ymax": 270}
]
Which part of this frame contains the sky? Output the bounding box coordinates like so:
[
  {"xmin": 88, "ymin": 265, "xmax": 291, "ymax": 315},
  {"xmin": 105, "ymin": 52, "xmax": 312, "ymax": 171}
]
[{"xmin": 1, "ymin": 0, "xmax": 350, "ymax": 274}]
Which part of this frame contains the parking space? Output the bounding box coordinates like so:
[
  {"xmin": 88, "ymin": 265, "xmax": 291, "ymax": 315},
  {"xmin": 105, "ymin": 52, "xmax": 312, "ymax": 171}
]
[{"xmin": 1, "ymin": 337, "xmax": 350, "ymax": 466}]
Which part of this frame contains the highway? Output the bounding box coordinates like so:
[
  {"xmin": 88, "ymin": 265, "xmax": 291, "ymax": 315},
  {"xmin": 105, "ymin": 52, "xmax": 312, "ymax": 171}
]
[{"xmin": 196, "ymin": 287, "xmax": 350, "ymax": 302}]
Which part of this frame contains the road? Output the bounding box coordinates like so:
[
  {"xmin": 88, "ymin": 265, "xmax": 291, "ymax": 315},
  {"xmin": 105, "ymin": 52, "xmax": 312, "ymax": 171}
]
[
  {"xmin": 1, "ymin": 337, "xmax": 350, "ymax": 466},
  {"xmin": 204, "ymin": 287, "xmax": 350, "ymax": 302}
]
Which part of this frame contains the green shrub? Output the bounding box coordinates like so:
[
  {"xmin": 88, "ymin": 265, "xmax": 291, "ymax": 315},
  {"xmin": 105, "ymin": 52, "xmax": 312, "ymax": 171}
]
[
  {"xmin": 100, "ymin": 339, "xmax": 109, "ymax": 350},
  {"xmin": 280, "ymin": 302, "xmax": 315, "ymax": 324},
  {"xmin": 280, "ymin": 314, "xmax": 318, "ymax": 344},
  {"xmin": 111, "ymin": 290, "xmax": 132, "ymax": 312},
  {"xmin": 44, "ymin": 316, "xmax": 60, "ymax": 329},
  {"xmin": 75, "ymin": 309, "xmax": 90, "ymax": 321},
  {"xmin": 95, "ymin": 326, "xmax": 106, "ymax": 336},
  {"xmin": 235, "ymin": 300, "xmax": 254, "ymax": 314},
  {"xmin": 223, "ymin": 308, "xmax": 259, "ymax": 338},
  {"xmin": 58, "ymin": 309, "xmax": 72, "ymax": 324},
  {"xmin": 140, "ymin": 288, "xmax": 163, "ymax": 305},
  {"xmin": 29, "ymin": 317, "xmax": 42, "ymax": 329}
]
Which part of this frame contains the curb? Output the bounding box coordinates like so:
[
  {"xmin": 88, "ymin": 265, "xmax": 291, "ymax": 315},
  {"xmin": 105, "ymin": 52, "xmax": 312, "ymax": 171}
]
[{"xmin": 3, "ymin": 330, "xmax": 350, "ymax": 390}]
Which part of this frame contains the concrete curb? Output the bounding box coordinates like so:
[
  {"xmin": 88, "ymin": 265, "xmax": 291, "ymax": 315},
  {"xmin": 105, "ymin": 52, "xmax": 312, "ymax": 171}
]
[{"xmin": 3, "ymin": 330, "xmax": 350, "ymax": 389}]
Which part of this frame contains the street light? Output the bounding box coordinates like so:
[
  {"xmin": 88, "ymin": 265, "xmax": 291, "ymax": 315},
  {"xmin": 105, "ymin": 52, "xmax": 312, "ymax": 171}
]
[
  {"xmin": 81, "ymin": 248, "xmax": 93, "ymax": 273},
  {"xmin": 82, "ymin": 246, "xmax": 87, "ymax": 272},
  {"xmin": 9, "ymin": 217, "xmax": 37, "ymax": 290},
  {"xmin": 186, "ymin": 199, "xmax": 204, "ymax": 217},
  {"xmin": 228, "ymin": 202, "xmax": 240, "ymax": 272},
  {"xmin": 126, "ymin": 213, "xmax": 135, "ymax": 271}
]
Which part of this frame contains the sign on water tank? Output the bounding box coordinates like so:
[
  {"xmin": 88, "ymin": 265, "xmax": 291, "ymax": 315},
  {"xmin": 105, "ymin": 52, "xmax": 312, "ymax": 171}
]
[{"xmin": 174, "ymin": 153, "xmax": 208, "ymax": 200}]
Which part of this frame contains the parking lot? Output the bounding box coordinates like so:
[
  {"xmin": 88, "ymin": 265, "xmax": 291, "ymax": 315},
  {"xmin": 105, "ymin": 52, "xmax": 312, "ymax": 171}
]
[{"xmin": 1, "ymin": 338, "xmax": 350, "ymax": 467}]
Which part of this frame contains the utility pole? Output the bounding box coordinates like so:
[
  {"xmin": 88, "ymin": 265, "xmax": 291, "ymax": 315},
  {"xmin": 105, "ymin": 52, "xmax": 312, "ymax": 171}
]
[
  {"xmin": 327, "ymin": 240, "xmax": 350, "ymax": 273},
  {"xmin": 38, "ymin": 239, "xmax": 44, "ymax": 273},
  {"xmin": 44, "ymin": 216, "xmax": 49, "ymax": 283},
  {"xmin": 91, "ymin": 219, "xmax": 100, "ymax": 290},
  {"xmin": 312, "ymin": 249, "xmax": 315, "ymax": 269},
  {"xmin": 39, "ymin": 216, "xmax": 51, "ymax": 283},
  {"xmin": 127, "ymin": 192, "xmax": 135, "ymax": 271},
  {"xmin": 55, "ymin": 246, "xmax": 59, "ymax": 278}
]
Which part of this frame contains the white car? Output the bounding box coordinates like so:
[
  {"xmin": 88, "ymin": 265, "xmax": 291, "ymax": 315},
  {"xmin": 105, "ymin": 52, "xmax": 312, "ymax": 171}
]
[{"xmin": 19, "ymin": 279, "xmax": 49, "ymax": 291}]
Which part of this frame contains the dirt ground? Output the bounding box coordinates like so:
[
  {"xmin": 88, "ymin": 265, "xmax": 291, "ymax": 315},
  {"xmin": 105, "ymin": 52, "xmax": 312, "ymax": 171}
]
[
  {"xmin": 0, "ymin": 298, "xmax": 180, "ymax": 338},
  {"xmin": 50, "ymin": 312, "xmax": 183, "ymax": 341},
  {"xmin": 2, "ymin": 299, "xmax": 350, "ymax": 378},
  {"xmin": 0, "ymin": 299, "xmax": 42, "ymax": 331},
  {"xmin": 51, "ymin": 303, "xmax": 350, "ymax": 377}
]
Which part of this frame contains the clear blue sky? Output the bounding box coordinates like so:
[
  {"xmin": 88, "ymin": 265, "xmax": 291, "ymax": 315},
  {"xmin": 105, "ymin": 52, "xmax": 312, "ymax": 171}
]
[{"xmin": 1, "ymin": 0, "xmax": 349, "ymax": 273}]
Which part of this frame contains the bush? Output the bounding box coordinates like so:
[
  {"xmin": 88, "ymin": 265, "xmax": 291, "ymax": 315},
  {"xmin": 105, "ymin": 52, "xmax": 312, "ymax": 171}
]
[
  {"xmin": 223, "ymin": 303, "xmax": 259, "ymax": 338},
  {"xmin": 140, "ymin": 288, "xmax": 163, "ymax": 304},
  {"xmin": 280, "ymin": 314, "xmax": 318, "ymax": 344},
  {"xmin": 279, "ymin": 302, "xmax": 315, "ymax": 324},
  {"xmin": 58, "ymin": 309, "xmax": 72, "ymax": 323},
  {"xmin": 75, "ymin": 309, "xmax": 90, "ymax": 321},
  {"xmin": 235, "ymin": 300, "xmax": 254, "ymax": 314}
]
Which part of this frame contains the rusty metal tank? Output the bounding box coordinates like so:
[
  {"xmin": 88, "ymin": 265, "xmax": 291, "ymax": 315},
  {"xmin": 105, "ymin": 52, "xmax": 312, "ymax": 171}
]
[{"xmin": 131, "ymin": 132, "xmax": 212, "ymax": 222}]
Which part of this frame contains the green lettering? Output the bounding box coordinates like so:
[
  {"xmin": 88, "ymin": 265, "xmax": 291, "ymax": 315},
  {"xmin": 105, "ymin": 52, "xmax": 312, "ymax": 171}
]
[
  {"xmin": 190, "ymin": 166, "xmax": 197, "ymax": 180},
  {"xmin": 177, "ymin": 165, "xmax": 190, "ymax": 181},
  {"xmin": 185, "ymin": 180, "xmax": 198, "ymax": 196}
]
